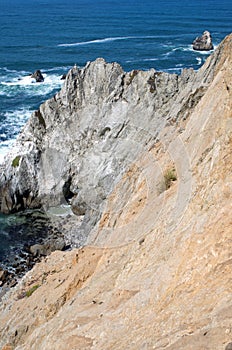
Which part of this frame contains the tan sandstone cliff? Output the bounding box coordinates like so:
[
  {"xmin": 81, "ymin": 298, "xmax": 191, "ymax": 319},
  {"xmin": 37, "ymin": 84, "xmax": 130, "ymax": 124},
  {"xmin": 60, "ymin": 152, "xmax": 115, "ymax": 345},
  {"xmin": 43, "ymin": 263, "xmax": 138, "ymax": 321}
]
[{"xmin": 0, "ymin": 34, "xmax": 231, "ymax": 350}]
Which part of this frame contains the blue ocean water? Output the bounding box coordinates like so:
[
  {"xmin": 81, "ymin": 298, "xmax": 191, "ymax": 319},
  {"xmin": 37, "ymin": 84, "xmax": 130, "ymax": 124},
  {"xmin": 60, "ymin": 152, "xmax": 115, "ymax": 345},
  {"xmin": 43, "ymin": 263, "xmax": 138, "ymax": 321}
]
[
  {"xmin": 0, "ymin": 0, "xmax": 232, "ymax": 161},
  {"xmin": 0, "ymin": 0, "xmax": 231, "ymax": 262}
]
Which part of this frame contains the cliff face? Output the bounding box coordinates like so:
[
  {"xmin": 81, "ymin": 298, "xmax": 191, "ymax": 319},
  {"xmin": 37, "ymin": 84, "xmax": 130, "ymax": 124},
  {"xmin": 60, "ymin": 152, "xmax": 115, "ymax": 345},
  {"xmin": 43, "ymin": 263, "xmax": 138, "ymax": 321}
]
[
  {"xmin": 0, "ymin": 46, "xmax": 218, "ymax": 241},
  {"xmin": 0, "ymin": 34, "xmax": 231, "ymax": 350}
]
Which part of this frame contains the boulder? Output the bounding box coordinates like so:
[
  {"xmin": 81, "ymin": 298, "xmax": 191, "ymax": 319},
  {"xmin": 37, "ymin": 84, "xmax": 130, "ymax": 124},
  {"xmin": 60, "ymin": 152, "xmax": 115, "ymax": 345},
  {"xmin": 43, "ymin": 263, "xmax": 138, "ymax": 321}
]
[
  {"xmin": 29, "ymin": 244, "xmax": 47, "ymax": 257},
  {"xmin": 192, "ymin": 31, "xmax": 213, "ymax": 51},
  {"xmin": 45, "ymin": 237, "xmax": 66, "ymax": 253},
  {"xmin": 31, "ymin": 70, "xmax": 44, "ymax": 82},
  {"xmin": 29, "ymin": 237, "xmax": 65, "ymax": 257}
]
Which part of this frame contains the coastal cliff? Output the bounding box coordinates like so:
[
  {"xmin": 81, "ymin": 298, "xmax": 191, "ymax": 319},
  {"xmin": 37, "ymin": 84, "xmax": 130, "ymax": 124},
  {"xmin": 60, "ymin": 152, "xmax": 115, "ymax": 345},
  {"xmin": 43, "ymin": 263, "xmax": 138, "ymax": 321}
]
[
  {"xmin": 0, "ymin": 33, "xmax": 231, "ymax": 350},
  {"xmin": 0, "ymin": 42, "xmax": 219, "ymax": 242}
]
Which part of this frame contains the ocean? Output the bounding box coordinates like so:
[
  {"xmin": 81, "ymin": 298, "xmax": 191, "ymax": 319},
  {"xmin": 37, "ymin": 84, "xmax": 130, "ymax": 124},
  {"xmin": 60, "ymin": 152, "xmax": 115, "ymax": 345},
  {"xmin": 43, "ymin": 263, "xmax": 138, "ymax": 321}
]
[{"xmin": 0, "ymin": 0, "xmax": 231, "ymax": 262}]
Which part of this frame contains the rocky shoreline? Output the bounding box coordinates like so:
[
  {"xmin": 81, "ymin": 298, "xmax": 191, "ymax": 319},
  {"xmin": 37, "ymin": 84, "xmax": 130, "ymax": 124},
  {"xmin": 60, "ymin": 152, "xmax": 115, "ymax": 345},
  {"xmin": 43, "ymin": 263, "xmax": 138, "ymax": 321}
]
[{"xmin": 0, "ymin": 206, "xmax": 84, "ymax": 300}]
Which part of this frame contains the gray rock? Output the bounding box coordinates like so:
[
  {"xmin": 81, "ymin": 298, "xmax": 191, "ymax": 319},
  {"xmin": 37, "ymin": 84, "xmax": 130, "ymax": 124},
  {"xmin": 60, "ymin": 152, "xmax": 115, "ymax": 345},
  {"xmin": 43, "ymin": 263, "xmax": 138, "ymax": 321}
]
[
  {"xmin": 29, "ymin": 244, "xmax": 47, "ymax": 257},
  {"xmin": 192, "ymin": 31, "xmax": 213, "ymax": 51},
  {"xmin": 0, "ymin": 50, "xmax": 222, "ymax": 244},
  {"xmin": 29, "ymin": 237, "xmax": 65, "ymax": 257},
  {"xmin": 31, "ymin": 70, "xmax": 44, "ymax": 82}
]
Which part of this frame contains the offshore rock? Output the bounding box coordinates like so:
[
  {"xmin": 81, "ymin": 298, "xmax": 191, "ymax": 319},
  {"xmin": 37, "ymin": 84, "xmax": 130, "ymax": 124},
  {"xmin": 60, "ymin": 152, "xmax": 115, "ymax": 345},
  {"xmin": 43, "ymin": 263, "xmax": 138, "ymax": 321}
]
[
  {"xmin": 192, "ymin": 30, "xmax": 214, "ymax": 51},
  {"xmin": 31, "ymin": 70, "xmax": 44, "ymax": 82}
]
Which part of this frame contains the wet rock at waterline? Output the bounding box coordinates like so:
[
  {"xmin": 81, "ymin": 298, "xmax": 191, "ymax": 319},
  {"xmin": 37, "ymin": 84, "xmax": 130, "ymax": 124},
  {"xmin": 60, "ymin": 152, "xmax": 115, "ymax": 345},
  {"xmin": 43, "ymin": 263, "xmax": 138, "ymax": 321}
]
[
  {"xmin": 192, "ymin": 30, "xmax": 214, "ymax": 51},
  {"xmin": 31, "ymin": 69, "xmax": 44, "ymax": 82}
]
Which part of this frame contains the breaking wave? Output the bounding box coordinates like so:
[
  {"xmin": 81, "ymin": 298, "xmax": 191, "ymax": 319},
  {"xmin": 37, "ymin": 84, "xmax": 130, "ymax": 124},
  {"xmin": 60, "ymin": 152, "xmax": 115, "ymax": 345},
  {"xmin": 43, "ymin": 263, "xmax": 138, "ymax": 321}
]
[
  {"xmin": 57, "ymin": 35, "xmax": 182, "ymax": 47},
  {"xmin": 1, "ymin": 72, "xmax": 63, "ymax": 97}
]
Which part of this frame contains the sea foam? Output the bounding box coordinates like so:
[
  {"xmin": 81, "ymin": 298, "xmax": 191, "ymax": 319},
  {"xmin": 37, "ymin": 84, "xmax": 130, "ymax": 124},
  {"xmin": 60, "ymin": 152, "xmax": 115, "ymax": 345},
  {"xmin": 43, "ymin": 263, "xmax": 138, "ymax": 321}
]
[{"xmin": 0, "ymin": 72, "xmax": 63, "ymax": 97}]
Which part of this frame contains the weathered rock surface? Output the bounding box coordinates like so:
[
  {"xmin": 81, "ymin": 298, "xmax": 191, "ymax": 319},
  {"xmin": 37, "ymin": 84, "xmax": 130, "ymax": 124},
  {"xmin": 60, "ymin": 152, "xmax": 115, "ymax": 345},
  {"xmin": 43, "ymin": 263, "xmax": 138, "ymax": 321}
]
[
  {"xmin": 0, "ymin": 33, "xmax": 231, "ymax": 350},
  {"xmin": 0, "ymin": 41, "xmax": 221, "ymax": 243},
  {"xmin": 192, "ymin": 30, "xmax": 214, "ymax": 51}
]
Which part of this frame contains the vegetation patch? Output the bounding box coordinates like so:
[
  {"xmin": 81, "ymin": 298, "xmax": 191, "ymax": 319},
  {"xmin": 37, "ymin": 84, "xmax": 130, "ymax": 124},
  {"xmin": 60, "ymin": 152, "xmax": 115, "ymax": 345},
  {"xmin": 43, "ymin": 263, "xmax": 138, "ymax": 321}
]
[
  {"xmin": 158, "ymin": 167, "xmax": 177, "ymax": 193},
  {"xmin": 164, "ymin": 168, "xmax": 177, "ymax": 190},
  {"xmin": 12, "ymin": 155, "xmax": 21, "ymax": 168},
  {"xmin": 26, "ymin": 284, "xmax": 40, "ymax": 297}
]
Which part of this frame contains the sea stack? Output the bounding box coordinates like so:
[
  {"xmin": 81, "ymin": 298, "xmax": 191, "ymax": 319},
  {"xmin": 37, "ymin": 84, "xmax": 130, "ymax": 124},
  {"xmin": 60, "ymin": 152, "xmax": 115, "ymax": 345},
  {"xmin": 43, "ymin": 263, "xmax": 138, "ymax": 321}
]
[
  {"xmin": 31, "ymin": 69, "xmax": 44, "ymax": 82},
  {"xmin": 192, "ymin": 30, "xmax": 214, "ymax": 51}
]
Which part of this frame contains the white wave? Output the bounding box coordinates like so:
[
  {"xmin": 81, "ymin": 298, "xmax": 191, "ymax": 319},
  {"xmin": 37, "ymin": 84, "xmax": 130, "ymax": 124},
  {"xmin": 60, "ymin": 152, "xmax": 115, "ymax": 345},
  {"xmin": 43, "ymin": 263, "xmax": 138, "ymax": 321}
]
[
  {"xmin": 142, "ymin": 58, "xmax": 159, "ymax": 62},
  {"xmin": 42, "ymin": 73, "xmax": 63, "ymax": 85},
  {"xmin": 172, "ymin": 45, "xmax": 193, "ymax": 52},
  {"xmin": 58, "ymin": 33, "xmax": 196, "ymax": 48},
  {"xmin": 0, "ymin": 109, "xmax": 33, "ymax": 164},
  {"xmin": 44, "ymin": 65, "xmax": 71, "ymax": 73},
  {"xmin": 161, "ymin": 51, "xmax": 172, "ymax": 58},
  {"xmin": 125, "ymin": 59, "xmax": 137, "ymax": 63},
  {"xmin": 195, "ymin": 46, "xmax": 217, "ymax": 55},
  {"xmin": 0, "ymin": 72, "xmax": 63, "ymax": 97},
  {"xmin": 0, "ymin": 140, "xmax": 15, "ymax": 164},
  {"xmin": 1, "ymin": 109, "xmax": 32, "ymax": 136},
  {"xmin": 1, "ymin": 67, "xmax": 29, "ymax": 75},
  {"xmin": 126, "ymin": 57, "xmax": 159, "ymax": 64},
  {"xmin": 196, "ymin": 57, "xmax": 202, "ymax": 65},
  {"xmin": 57, "ymin": 35, "xmax": 173, "ymax": 47},
  {"xmin": 2, "ymin": 75, "xmax": 35, "ymax": 86},
  {"xmin": 0, "ymin": 68, "xmax": 31, "ymax": 84},
  {"xmin": 2, "ymin": 72, "xmax": 62, "ymax": 87},
  {"xmin": 172, "ymin": 44, "xmax": 216, "ymax": 55},
  {"xmin": 3, "ymin": 108, "xmax": 32, "ymax": 122},
  {"xmin": 58, "ymin": 36, "xmax": 136, "ymax": 47}
]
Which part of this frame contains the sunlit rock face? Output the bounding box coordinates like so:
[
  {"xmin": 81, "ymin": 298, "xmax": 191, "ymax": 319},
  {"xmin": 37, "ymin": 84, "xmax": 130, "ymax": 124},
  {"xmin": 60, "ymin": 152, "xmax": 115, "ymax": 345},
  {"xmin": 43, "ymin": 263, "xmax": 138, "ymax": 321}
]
[{"xmin": 0, "ymin": 46, "xmax": 214, "ymax": 243}]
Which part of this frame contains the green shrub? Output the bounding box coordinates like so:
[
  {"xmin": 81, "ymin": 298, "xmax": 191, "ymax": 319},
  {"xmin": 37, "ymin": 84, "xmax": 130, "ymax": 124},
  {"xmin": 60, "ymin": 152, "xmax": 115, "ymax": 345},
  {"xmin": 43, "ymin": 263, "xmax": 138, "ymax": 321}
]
[
  {"xmin": 12, "ymin": 155, "xmax": 21, "ymax": 168},
  {"xmin": 164, "ymin": 168, "xmax": 177, "ymax": 190},
  {"xmin": 158, "ymin": 167, "xmax": 177, "ymax": 194}
]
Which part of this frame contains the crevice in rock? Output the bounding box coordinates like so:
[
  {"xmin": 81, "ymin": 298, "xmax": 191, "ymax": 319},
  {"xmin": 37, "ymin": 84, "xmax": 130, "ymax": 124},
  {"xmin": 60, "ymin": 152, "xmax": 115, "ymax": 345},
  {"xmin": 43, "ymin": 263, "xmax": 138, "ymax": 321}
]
[
  {"xmin": 62, "ymin": 177, "xmax": 75, "ymax": 204},
  {"xmin": 99, "ymin": 127, "xmax": 111, "ymax": 137}
]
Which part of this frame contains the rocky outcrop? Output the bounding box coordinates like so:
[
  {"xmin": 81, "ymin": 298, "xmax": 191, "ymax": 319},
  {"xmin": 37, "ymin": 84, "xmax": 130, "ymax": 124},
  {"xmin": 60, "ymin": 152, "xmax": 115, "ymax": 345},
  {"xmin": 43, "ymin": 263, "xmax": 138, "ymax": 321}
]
[
  {"xmin": 31, "ymin": 70, "xmax": 44, "ymax": 82},
  {"xmin": 0, "ymin": 33, "xmax": 231, "ymax": 350},
  {"xmin": 192, "ymin": 30, "xmax": 213, "ymax": 51},
  {"xmin": 0, "ymin": 45, "xmax": 222, "ymax": 244}
]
